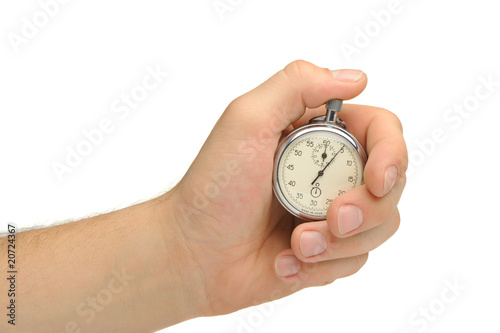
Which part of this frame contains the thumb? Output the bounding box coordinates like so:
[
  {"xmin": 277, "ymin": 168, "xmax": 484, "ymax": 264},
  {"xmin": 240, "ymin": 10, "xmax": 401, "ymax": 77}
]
[{"xmin": 222, "ymin": 60, "xmax": 367, "ymax": 138}]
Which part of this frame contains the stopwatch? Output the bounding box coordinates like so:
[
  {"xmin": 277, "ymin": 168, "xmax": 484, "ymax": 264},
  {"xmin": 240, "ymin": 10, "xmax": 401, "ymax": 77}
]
[{"xmin": 272, "ymin": 99, "xmax": 367, "ymax": 221}]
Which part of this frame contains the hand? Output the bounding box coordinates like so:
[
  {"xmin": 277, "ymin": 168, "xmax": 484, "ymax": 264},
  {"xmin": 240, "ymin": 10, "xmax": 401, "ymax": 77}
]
[{"xmin": 164, "ymin": 60, "xmax": 408, "ymax": 317}]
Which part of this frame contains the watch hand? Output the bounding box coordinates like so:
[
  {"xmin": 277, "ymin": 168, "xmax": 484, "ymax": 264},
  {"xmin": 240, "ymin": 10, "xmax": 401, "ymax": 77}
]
[
  {"xmin": 322, "ymin": 142, "xmax": 328, "ymax": 161},
  {"xmin": 311, "ymin": 145, "xmax": 344, "ymax": 185}
]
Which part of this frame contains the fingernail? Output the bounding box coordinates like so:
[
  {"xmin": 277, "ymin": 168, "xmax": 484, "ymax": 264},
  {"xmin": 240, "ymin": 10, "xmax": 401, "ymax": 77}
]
[
  {"xmin": 331, "ymin": 69, "xmax": 364, "ymax": 82},
  {"xmin": 275, "ymin": 256, "xmax": 300, "ymax": 277},
  {"xmin": 384, "ymin": 165, "xmax": 399, "ymax": 195},
  {"xmin": 338, "ymin": 205, "xmax": 363, "ymax": 235},
  {"xmin": 300, "ymin": 231, "xmax": 327, "ymax": 258}
]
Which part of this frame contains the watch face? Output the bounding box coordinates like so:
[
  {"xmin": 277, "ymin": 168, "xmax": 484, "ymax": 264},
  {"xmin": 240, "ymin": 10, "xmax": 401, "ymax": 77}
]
[{"xmin": 274, "ymin": 128, "xmax": 364, "ymax": 220}]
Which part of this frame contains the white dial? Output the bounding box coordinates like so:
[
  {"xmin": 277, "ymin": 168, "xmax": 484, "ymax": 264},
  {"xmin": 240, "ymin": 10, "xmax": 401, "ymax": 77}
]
[{"xmin": 275, "ymin": 129, "xmax": 363, "ymax": 219}]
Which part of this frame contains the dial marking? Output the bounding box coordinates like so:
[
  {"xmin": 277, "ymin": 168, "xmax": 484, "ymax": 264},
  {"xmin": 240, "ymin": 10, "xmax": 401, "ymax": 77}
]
[
  {"xmin": 279, "ymin": 131, "xmax": 362, "ymax": 217},
  {"xmin": 311, "ymin": 144, "xmax": 345, "ymax": 185},
  {"xmin": 311, "ymin": 187, "xmax": 322, "ymax": 198}
]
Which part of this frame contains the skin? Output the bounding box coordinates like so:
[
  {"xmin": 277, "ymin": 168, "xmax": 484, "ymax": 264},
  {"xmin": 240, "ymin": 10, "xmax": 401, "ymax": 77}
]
[{"xmin": 0, "ymin": 60, "xmax": 407, "ymax": 332}]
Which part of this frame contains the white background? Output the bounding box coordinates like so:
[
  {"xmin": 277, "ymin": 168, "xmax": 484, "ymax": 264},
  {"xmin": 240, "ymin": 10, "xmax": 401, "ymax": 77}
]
[{"xmin": 1, "ymin": 0, "xmax": 499, "ymax": 332}]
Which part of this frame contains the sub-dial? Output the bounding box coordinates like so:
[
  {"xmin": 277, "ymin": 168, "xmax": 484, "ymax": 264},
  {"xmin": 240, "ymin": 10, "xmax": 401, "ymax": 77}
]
[{"xmin": 311, "ymin": 142, "xmax": 336, "ymax": 167}]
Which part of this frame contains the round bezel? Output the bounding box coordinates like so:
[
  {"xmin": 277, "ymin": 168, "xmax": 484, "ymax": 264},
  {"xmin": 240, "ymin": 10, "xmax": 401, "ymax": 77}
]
[{"xmin": 272, "ymin": 123, "xmax": 367, "ymax": 221}]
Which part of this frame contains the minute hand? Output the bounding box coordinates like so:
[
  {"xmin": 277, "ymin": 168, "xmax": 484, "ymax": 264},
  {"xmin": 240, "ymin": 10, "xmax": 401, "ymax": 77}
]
[{"xmin": 311, "ymin": 145, "xmax": 344, "ymax": 185}]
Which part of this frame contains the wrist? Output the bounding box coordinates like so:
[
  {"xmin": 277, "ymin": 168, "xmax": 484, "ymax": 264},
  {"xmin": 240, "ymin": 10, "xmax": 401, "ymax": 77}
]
[{"xmin": 148, "ymin": 188, "xmax": 209, "ymax": 326}]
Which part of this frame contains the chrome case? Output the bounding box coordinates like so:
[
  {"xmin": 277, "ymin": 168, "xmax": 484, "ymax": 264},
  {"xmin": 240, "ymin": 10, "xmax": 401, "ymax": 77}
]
[{"xmin": 272, "ymin": 120, "xmax": 368, "ymax": 221}]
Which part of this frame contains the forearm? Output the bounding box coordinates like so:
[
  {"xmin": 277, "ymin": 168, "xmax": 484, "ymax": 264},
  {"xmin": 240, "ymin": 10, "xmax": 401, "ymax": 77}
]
[{"xmin": 0, "ymin": 193, "xmax": 204, "ymax": 332}]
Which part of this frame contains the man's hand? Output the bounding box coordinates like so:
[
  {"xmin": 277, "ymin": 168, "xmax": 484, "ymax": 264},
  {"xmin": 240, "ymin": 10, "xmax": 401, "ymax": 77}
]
[
  {"xmin": 0, "ymin": 60, "xmax": 407, "ymax": 332},
  {"xmin": 165, "ymin": 60, "xmax": 408, "ymax": 317}
]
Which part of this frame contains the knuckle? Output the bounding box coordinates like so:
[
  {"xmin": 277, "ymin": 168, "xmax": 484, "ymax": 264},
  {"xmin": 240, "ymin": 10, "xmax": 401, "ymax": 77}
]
[
  {"xmin": 283, "ymin": 60, "xmax": 312, "ymax": 81},
  {"xmin": 354, "ymin": 253, "xmax": 369, "ymax": 274},
  {"xmin": 322, "ymin": 277, "xmax": 337, "ymax": 286},
  {"xmin": 384, "ymin": 108, "xmax": 404, "ymax": 132},
  {"xmin": 225, "ymin": 94, "xmax": 264, "ymax": 127},
  {"xmin": 226, "ymin": 94, "xmax": 247, "ymax": 115},
  {"xmin": 374, "ymin": 107, "xmax": 404, "ymax": 133},
  {"xmin": 391, "ymin": 111, "xmax": 404, "ymax": 133},
  {"xmin": 391, "ymin": 209, "xmax": 401, "ymax": 235}
]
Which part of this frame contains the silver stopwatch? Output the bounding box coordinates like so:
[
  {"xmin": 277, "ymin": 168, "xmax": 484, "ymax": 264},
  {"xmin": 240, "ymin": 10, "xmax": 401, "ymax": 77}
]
[{"xmin": 272, "ymin": 99, "xmax": 367, "ymax": 221}]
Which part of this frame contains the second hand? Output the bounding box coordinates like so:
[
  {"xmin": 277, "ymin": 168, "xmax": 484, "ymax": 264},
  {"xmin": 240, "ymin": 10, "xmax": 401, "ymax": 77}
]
[{"xmin": 311, "ymin": 145, "xmax": 344, "ymax": 185}]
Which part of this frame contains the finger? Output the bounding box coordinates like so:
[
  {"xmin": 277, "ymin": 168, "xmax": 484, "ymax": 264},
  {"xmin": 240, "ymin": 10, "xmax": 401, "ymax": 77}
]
[
  {"xmin": 274, "ymin": 249, "xmax": 368, "ymax": 285},
  {"xmin": 325, "ymin": 175, "xmax": 405, "ymax": 238},
  {"xmin": 298, "ymin": 104, "xmax": 408, "ymax": 196},
  {"xmin": 289, "ymin": 103, "xmax": 408, "ymax": 199},
  {"xmin": 340, "ymin": 104, "xmax": 408, "ymax": 198},
  {"xmin": 290, "ymin": 209, "xmax": 400, "ymax": 263},
  {"xmin": 222, "ymin": 61, "xmax": 367, "ymax": 138}
]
